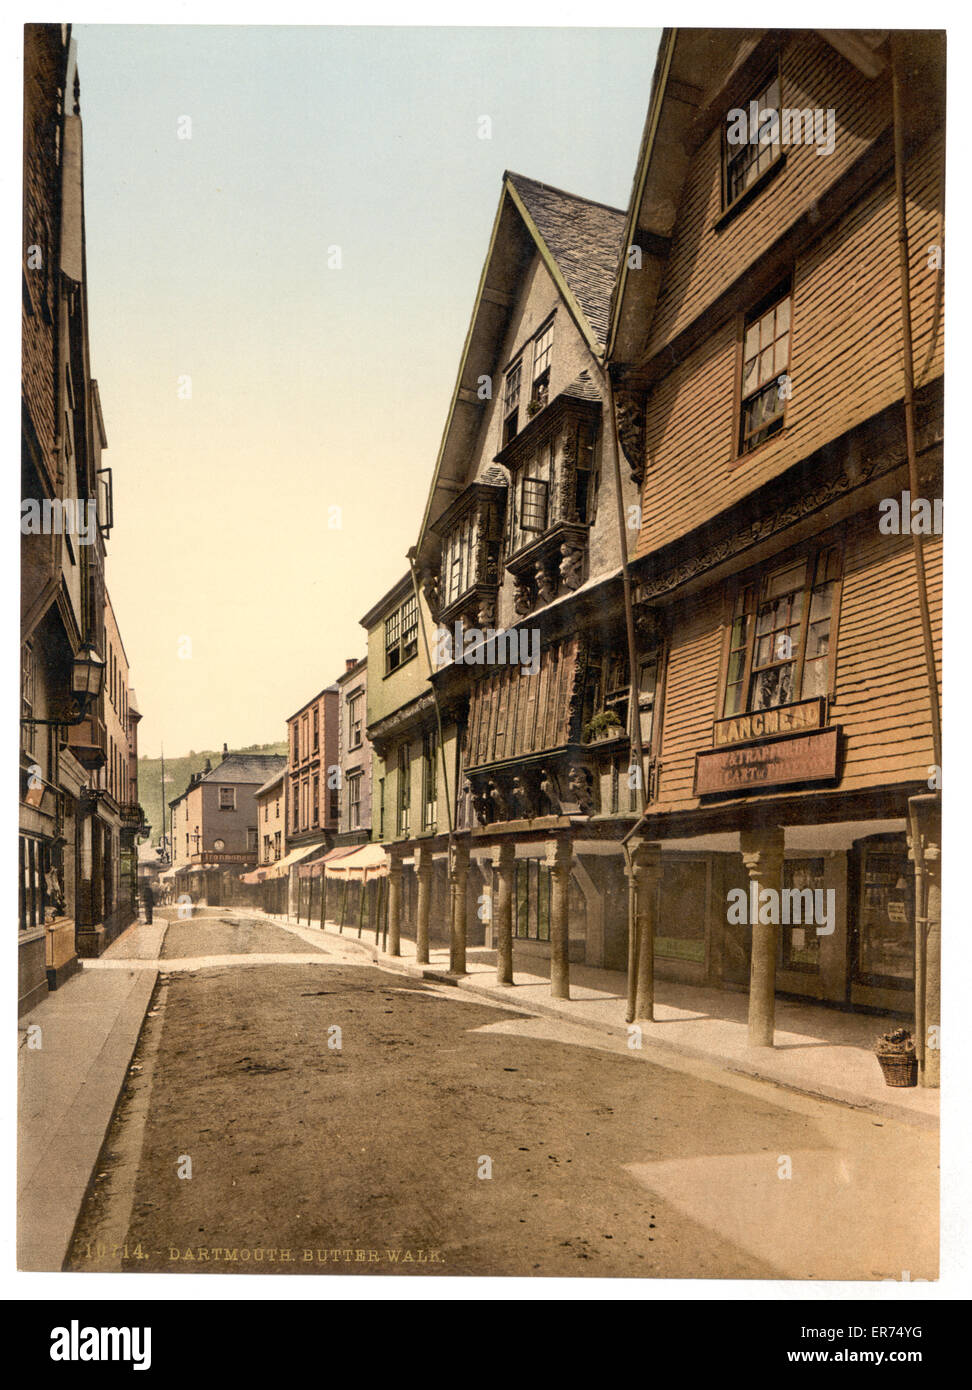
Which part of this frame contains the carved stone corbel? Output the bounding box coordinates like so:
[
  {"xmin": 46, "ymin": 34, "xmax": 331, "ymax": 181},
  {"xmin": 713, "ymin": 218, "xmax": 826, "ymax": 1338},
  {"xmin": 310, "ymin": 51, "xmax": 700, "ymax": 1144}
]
[{"xmin": 614, "ymin": 388, "xmax": 646, "ymax": 487}]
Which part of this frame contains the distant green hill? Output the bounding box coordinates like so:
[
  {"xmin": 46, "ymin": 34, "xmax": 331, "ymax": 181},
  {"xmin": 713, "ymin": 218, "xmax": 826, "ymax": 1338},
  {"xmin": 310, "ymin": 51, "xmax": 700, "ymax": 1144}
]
[{"xmin": 137, "ymin": 742, "xmax": 288, "ymax": 847}]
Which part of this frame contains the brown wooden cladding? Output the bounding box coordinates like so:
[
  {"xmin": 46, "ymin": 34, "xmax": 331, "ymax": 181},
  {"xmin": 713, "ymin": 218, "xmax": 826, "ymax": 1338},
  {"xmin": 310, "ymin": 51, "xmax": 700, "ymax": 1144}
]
[
  {"xmin": 464, "ymin": 636, "xmax": 580, "ymax": 769},
  {"xmin": 654, "ymin": 516, "xmax": 942, "ymax": 813},
  {"xmin": 648, "ymin": 32, "xmax": 891, "ymax": 356},
  {"xmin": 634, "ymin": 125, "xmax": 944, "ymax": 562}
]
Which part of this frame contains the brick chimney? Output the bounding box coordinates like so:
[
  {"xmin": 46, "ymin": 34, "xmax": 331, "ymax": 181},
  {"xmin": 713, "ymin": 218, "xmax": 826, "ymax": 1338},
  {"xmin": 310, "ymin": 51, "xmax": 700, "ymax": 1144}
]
[{"xmin": 346, "ymin": 658, "xmax": 357, "ymax": 672}]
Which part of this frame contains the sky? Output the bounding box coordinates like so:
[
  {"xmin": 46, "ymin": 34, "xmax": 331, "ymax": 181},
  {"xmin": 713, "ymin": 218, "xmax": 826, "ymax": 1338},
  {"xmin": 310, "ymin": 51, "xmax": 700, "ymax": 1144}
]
[{"xmin": 73, "ymin": 24, "xmax": 661, "ymax": 759}]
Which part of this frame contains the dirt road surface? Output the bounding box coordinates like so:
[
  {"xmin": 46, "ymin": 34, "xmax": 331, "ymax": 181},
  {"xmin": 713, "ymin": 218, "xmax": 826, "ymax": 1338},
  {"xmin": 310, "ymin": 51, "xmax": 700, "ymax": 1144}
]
[{"xmin": 66, "ymin": 913, "xmax": 938, "ymax": 1280}]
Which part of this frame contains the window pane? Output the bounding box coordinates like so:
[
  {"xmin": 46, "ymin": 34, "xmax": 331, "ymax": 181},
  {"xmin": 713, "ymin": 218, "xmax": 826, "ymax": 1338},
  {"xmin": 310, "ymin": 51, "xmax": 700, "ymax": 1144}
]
[
  {"xmin": 776, "ymin": 297, "xmax": 791, "ymax": 335},
  {"xmin": 858, "ymin": 849, "xmax": 913, "ymax": 982},
  {"xmin": 744, "ymin": 323, "xmax": 760, "ymax": 359},
  {"xmin": 760, "ymin": 309, "xmax": 776, "ymax": 349},
  {"xmin": 752, "ymin": 663, "xmax": 796, "ymax": 709},
  {"xmin": 801, "ymin": 656, "xmax": 828, "ymax": 698},
  {"xmin": 774, "ymin": 332, "xmax": 789, "ymax": 374},
  {"xmin": 809, "ymin": 580, "xmax": 836, "ymax": 623},
  {"xmin": 765, "ymin": 560, "xmax": 807, "ymax": 600}
]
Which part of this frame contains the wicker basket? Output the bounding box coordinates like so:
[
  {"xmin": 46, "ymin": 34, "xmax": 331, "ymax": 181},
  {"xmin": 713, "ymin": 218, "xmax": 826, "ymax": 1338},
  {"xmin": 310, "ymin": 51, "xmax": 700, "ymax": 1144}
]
[{"xmin": 877, "ymin": 1051, "xmax": 918, "ymax": 1087}]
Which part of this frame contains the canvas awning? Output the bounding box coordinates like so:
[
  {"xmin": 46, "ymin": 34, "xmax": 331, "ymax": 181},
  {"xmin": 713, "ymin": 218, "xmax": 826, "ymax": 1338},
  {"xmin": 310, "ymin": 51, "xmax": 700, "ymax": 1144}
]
[
  {"xmin": 261, "ymin": 844, "xmax": 326, "ymax": 881},
  {"xmin": 322, "ymin": 843, "xmax": 389, "ymax": 882},
  {"xmin": 297, "ymin": 845, "xmax": 358, "ymax": 879},
  {"xmin": 240, "ymin": 865, "xmax": 271, "ymax": 884}
]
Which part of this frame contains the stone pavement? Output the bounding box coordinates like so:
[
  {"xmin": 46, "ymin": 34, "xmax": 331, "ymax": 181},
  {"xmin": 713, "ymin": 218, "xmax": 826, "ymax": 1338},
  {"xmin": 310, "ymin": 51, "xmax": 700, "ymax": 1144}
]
[
  {"xmin": 262, "ymin": 908, "xmax": 940, "ymax": 1129},
  {"xmin": 17, "ymin": 918, "xmax": 168, "ymax": 1271}
]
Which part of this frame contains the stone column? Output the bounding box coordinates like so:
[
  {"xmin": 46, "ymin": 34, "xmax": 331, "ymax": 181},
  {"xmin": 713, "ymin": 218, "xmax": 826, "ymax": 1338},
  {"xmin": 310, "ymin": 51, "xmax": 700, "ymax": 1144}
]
[
  {"xmin": 740, "ymin": 826, "xmax": 785, "ymax": 1047},
  {"xmin": 629, "ymin": 841, "xmax": 662, "ymax": 1022},
  {"xmin": 493, "ymin": 840, "xmax": 515, "ymax": 986},
  {"xmin": 386, "ymin": 848, "xmax": 402, "ymax": 957},
  {"xmin": 909, "ymin": 798, "xmax": 941, "ymax": 1089},
  {"xmin": 449, "ymin": 840, "xmax": 470, "ymax": 975},
  {"xmin": 414, "ymin": 843, "xmax": 432, "ymax": 964},
  {"xmin": 547, "ymin": 832, "xmax": 572, "ymax": 1000},
  {"xmin": 922, "ymin": 841, "xmax": 941, "ymax": 1089}
]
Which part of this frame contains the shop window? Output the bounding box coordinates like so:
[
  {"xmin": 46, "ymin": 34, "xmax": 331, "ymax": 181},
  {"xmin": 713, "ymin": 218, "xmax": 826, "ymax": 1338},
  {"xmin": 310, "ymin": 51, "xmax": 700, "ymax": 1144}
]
[
  {"xmin": 854, "ymin": 840, "xmax": 914, "ymax": 988},
  {"xmin": 723, "ymin": 544, "xmax": 841, "ymax": 717},
  {"xmin": 779, "ymin": 857, "xmax": 824, "ymax": 972},
  {"xmin": 513, "ymin": 859, "xmax": 551, "ymax": 941},
  {"xmin": 654, "ymin": 860, "xmax": 706, "ymax": 962}
]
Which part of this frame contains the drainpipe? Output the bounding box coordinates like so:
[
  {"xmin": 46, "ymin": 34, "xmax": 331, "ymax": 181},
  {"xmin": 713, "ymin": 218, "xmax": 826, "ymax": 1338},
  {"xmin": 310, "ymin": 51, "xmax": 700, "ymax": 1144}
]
[
  {"xmin": 407, "ymin": 547, "xmax": 454, "ymax": 847},
  {"xmin": 891, "ymin": 41, "xmax": 942, "ymax": 773},
  {"xmin": 607, "ymin": 372, "xmax": 652, "ymax": 1022},
  {"xmin": 892, "ymin": 42, "xmax": 942, "ymax": 1083}
]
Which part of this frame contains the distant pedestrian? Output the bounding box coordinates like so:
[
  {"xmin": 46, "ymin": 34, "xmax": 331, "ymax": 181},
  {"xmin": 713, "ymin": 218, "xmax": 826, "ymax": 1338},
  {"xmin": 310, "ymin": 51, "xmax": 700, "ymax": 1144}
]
[{"xmin": 141, "ymin": 881, "xmax": 154, "ymax": 924}]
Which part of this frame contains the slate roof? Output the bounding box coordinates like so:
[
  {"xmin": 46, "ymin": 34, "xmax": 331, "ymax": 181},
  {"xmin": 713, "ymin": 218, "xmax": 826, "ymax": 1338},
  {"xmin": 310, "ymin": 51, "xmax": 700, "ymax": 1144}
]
[
  {"xmin": 506, "ymin": 172, "xmax": 626, "ymax": 349},
  {"xmin": 202, "ymin": 753, "xmax": 287, "ymax": 786},
  {"xmin": 562, "ymin": 369, "xmax": 603, "ymax": 404},
  {"xmin": 254, "ymin": 767, "xmax": 286, "ymax": 797}
]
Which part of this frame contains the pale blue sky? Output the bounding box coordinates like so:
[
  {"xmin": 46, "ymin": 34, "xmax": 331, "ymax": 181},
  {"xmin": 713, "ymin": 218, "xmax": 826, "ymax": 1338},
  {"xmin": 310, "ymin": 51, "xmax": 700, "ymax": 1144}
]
[{"xmin": 73, "ymin": 24, "xmax": 661, "ymax": 757}]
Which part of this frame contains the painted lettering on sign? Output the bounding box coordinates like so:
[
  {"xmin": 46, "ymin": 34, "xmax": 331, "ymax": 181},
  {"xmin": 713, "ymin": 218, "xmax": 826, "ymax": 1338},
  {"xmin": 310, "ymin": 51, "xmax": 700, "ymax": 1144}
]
[
  {"xmin": 713, "ymin": 698, "xmax": 823, "ymax": 748},
  {"xmin": 695, "ymin": 728, "xmax": 839, "ymax": 796}
]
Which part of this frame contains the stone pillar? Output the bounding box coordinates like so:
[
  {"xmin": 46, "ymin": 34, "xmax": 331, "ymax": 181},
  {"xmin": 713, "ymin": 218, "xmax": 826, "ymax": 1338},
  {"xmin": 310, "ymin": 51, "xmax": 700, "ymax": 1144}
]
[
  {"xmin": 629, "ymin": 841, "xmax": 662, "ymax": 1022},
  {"xmin": 547, "ymin": 832, "xmax": 572, "ymax": 1000},
  {"xmin": 922, "ymin": 842, "xmax": 941, "ymax": 1089},
  {"xmin": 493, "ymin": 841, "xmax": 515, "ymax": 986},
  {"xmin": 386, "ymin": 848, "xmax": 402, "ymax": 957},
  {"xmin": 740, "ymin": 826, "xmax": 785, "ymax": 1047},
  {"xmin": 414, "ymin": 843, "xmax": 432, "ymax": 964},
  {"xmin": 909, "ymin": 798, "xmax": 941, "ymax": 1089},
  {"xmin": 449, "ymin": 840, "xmax": 470, "ymax": 975}
]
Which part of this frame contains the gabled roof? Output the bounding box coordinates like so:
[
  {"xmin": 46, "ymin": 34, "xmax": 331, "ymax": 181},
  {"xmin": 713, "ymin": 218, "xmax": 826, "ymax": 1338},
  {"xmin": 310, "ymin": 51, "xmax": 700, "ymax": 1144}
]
[
  {"xmin": 415, "ymin": 171, "xmax": 624, "ymax": 565},
  {"xmin": 606, "ymin": 28, "xmax": 895, "ymax": 369},
  {"xmin": 504, "ymin": 173, "xmax": 625, "ymax": 351}
]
